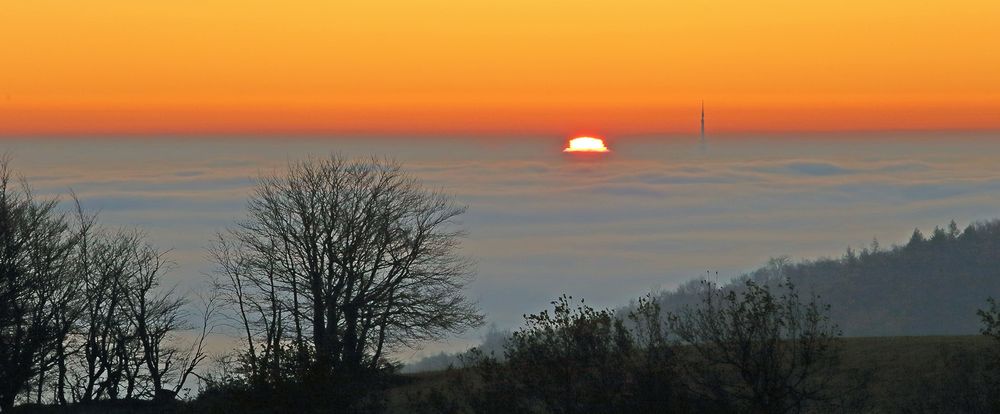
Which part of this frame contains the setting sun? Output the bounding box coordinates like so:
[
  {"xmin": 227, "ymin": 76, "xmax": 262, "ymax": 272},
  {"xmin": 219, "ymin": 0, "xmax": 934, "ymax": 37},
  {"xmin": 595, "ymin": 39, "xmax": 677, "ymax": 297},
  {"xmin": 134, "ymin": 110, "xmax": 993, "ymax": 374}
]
[{"xmin": 564, "ymin": 136, "xmax": 610, "ymax": 153}]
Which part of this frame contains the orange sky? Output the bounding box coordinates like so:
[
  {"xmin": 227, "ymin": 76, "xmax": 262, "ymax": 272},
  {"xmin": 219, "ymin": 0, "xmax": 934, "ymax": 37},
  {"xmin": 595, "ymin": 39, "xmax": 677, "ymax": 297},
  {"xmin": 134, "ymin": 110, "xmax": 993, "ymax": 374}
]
[{"xmin": 1, "ymin": 0, "xmax": 998, "ymax": 136}]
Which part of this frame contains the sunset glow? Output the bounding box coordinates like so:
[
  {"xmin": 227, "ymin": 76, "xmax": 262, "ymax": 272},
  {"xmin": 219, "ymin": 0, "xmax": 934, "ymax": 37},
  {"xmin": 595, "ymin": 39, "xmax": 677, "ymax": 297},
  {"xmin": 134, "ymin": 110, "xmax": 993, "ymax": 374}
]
[
  {"xmin": 2, "ymin": 0, "xmax": 999, "ymax": 136},
  {"xmin": 564, "ymin": 137, "xmax": 610, "ymax": 153}
]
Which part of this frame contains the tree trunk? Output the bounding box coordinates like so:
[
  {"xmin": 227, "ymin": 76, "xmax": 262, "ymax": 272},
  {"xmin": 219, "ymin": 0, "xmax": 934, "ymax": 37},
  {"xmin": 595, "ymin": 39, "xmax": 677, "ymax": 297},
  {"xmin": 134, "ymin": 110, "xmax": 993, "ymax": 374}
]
[
  {"xmin": 56, "ymin": 340, "xmax": 66, "ymax": 405},
  {"xmin": 36, "ymin": 368, "xmax": 44, "ymax": 405},
  {"xmin": 310, "ymin": 271, "xmax": 329, "ymax": 373},
  {"xmin": 342, "ymin": 303, "xmax": 361, "ymax": 373}
]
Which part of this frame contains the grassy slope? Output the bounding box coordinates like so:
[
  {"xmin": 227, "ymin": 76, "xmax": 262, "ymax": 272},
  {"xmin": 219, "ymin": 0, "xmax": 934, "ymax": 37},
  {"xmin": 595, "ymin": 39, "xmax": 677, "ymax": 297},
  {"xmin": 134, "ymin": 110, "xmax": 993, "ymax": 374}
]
[
  {"xmin": 390, "ymin": 335, "xmax": 994, "ymax": 413},
  {"xmin": 837, "ymin": 335, "xmax": 992, "ymax": 412}
]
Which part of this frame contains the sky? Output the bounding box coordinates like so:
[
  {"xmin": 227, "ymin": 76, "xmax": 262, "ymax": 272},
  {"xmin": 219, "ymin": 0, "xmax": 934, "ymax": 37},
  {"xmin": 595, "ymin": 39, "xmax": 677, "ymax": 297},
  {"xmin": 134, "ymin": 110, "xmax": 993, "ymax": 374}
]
[
  {"xmin": 2, "ymin": 0, "xmax": 999, "ymax": 135},
  {"xmin": 4, "ymin": 133, "xmax": 1000, "ymax": 359}
]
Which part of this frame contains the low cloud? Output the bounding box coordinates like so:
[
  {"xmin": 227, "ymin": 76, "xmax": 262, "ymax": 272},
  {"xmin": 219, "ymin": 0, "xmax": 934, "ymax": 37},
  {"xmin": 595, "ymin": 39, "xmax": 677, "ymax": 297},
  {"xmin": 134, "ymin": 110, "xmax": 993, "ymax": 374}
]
[{"xmin": 4, "ymin": 136, "xmax": 1000, "ymax": 358}]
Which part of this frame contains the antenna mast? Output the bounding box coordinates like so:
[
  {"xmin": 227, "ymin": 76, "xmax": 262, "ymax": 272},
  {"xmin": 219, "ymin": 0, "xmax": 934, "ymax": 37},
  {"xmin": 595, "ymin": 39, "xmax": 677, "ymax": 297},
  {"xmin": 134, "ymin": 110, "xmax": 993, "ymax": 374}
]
[{"xmin": 699, "ymin": 101, "xmax": 706, "ymax": 153}]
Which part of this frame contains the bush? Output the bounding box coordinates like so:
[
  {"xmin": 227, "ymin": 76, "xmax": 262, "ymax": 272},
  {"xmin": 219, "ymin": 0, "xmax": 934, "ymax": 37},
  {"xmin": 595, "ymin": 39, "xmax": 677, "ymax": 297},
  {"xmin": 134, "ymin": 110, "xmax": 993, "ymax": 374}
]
[
  {"xmin": 192, "ymin": 353, "xmax": 398, "ymax": 414},
  {"xmin": 408, "ymin": 294, "xmax": 686, "ymax": 414},
  {"xmin": 668, "ymin": 279, "xmax": 861, "ymax": 414}
]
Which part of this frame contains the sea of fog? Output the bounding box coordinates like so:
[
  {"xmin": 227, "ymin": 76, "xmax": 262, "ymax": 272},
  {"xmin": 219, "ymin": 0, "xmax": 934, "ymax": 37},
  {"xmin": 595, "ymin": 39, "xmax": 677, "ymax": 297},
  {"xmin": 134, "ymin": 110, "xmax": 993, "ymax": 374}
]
[{"xmin": 3, "ymin": 132, "xmax": 1000, "ymax": 360}]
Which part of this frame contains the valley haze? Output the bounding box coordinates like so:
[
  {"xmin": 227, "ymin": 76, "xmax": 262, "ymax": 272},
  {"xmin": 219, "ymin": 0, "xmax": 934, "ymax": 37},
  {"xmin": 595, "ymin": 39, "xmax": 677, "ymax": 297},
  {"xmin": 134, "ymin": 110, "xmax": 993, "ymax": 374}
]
[{"xmin": 3, "ymin": 132, "xmax": 999, "ymax": 360}]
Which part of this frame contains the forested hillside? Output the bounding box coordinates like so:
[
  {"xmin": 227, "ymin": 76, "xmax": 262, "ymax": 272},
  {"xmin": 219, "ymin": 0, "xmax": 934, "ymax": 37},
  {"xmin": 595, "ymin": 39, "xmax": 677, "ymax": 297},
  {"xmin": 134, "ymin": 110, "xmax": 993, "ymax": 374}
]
[
  {"xmin": 409, "ymin": 219, "xmax": 1000, "ymax": 372},
  {"xmin": 654, "ymin": 220, "xmax": 1000, "ymax": 336}
]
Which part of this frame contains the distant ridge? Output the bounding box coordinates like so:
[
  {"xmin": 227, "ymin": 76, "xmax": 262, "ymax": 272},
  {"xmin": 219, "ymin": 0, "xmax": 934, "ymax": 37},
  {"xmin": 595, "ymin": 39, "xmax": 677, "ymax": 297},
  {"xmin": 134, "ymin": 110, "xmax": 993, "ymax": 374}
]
[
  {"xmin": 407, "ymin": 219, "xmax": 1000, "ymax": 372},
  {"xmin": 651, "ymin": 219, "xmax": 1000, "ymax": 337}
]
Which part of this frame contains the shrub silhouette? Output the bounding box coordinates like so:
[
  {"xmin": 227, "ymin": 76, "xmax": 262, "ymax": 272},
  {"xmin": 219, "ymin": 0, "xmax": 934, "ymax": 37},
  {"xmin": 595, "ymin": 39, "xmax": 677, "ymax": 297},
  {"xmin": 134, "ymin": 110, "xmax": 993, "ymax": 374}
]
[
  {"xmin": 668, "ymin": 279, "xmax": 862, "ymax": 414},
  {"xmin": 411, "ymin": 294, "xmax": 685, "ymax": 414}
]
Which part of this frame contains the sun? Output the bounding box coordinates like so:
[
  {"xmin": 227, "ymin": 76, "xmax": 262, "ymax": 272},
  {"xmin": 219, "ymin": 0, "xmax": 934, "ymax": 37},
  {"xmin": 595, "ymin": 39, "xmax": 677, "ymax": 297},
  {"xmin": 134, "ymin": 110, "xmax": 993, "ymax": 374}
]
[{"xmin": 564, "ymin": 136, "xmax": 610, "ymax": 153}]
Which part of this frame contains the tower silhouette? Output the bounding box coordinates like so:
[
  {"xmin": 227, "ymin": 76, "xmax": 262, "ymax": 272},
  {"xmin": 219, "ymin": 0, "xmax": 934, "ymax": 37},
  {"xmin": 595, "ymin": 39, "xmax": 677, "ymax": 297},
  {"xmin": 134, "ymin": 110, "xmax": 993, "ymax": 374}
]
[{"xmin": 699, "ymin": 101, "xmax": 706, "ymax": 153}]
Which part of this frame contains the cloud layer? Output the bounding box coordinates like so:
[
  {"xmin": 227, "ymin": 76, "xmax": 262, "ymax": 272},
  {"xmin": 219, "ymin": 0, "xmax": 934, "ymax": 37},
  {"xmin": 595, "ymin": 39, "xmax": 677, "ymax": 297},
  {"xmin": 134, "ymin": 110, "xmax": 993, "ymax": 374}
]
[{"xmin": 4, "ymin": 133, "xmax": 1000, "ymax": 358}]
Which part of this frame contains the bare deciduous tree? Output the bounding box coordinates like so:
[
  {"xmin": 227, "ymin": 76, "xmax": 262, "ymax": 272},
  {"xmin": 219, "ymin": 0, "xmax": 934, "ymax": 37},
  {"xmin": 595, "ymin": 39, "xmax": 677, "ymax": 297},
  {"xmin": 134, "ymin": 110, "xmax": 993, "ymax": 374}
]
[
  {"xmin": 0, "ymin": 159, "xmax": 77, "ymax": 411},
  {"xmin": 0, "ymin": 158, "xmax": 214, "ymax": 410},
  {"xmin": 214, "ymin": 155, "xmax": 483, "ymax": 383}
]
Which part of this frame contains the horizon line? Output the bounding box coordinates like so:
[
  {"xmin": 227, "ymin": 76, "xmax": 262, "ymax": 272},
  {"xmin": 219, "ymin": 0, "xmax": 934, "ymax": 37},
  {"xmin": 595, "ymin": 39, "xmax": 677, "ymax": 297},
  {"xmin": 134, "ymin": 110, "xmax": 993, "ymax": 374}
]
[{"xmin": 1, "ymin": 127, "xmax": 997, "ymax": 140}]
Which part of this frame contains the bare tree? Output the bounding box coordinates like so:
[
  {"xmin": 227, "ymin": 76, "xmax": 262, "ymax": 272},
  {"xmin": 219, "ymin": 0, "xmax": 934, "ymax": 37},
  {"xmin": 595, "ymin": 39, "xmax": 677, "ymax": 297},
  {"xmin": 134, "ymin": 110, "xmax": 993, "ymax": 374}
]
[
  {"xmin": 0, "ymin": 159, "xmax": 214, "ymax": 410},
  {"xmin": 0, "ymin": 159, "xmax": 78, "ymax": 411},
  {"xmin": 214, "ymin": 155, "xmax": 483, "ymax": 382},
  {"xmin": 211, "ymin": 237, "xmax": 290, "ymax": 384},
  {"xmin": 171, "ymin": 291, "xmax": 219, "ymax": 399},
  {"xmin": 75, "ymin": 228, "xmax": 133, "ymax": 402},
  {"xmin": 122, "ymin": 235, "xmax": 215, "ymax": 401}
]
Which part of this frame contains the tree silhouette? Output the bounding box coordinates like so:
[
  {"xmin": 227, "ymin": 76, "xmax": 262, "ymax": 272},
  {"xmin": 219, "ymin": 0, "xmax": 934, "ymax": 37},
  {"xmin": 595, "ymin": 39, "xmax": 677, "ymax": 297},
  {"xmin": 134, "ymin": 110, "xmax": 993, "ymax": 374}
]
[
  {"xmin": 0, "ymin": 159, "xmax": 211, "ymax": 410},
  {"xmin": 0, "ymin": 159, "xmax": 78, "ymax": 411},
  {"xmin": 213, "ymin": 155, "xmax": 483, "ymax": 388}
]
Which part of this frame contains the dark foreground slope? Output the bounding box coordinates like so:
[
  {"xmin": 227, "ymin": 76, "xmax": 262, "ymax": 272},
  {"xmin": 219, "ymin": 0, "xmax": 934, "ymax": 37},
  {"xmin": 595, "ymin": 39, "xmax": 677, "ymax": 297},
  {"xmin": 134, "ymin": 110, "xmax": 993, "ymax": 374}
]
[
  {"xmin": 387, "ymin": 335, "xmax": 994, "ymax": 414},
  {"xmin": 837, "ymin": 336, "xmax": 993, "ymax": 412},
  {"xmin": 18, "ymin": 335, "xmax": 990, "ymax": 414},
  {"xmin": 655, "ymin": 220, "xmax": 1000, "ymax": 336}
]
